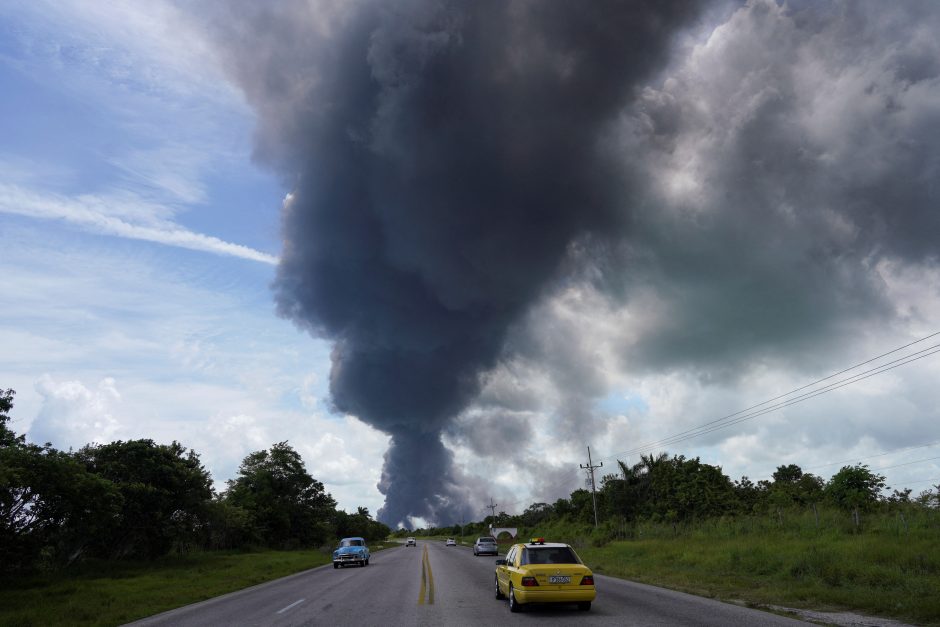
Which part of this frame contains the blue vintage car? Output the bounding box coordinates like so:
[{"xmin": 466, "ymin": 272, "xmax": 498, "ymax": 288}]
[{"xmin": 333, "ymin": 536, "xmax": 370, "ymax": 568}]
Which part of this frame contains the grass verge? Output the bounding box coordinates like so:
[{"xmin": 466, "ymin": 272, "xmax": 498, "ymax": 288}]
[
  {"xmin": 574, "ymin": 533, "xmax": 940, "ymax": 626},
  {"xmin": 0, "ymin": 549, "xmax": 336, "ymax": 627}
]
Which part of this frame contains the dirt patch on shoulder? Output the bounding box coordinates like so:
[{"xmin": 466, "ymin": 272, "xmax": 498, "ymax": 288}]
[{"xmin": 764, "ymin": 604, "xmax": 916, "ymax": 627}]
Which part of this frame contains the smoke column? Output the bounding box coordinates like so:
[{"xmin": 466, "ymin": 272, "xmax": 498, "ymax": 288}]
[{"xmin": 213, "ymin": 0, "xmax": 704, "ymax": 526}]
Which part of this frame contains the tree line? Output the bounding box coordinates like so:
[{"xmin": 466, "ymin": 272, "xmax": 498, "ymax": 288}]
[
  {"xmin": 0, "ymin": 388, "xmax": 389, "ymax": 573},
  {"xmin": 405, "ymin": 453, "xmax": 937, "ymax": 538}
]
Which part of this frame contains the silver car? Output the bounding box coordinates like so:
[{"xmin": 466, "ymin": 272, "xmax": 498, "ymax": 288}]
[{"xmin": 473, "ymin": 536, "xmax": 498, "ymax": 556}]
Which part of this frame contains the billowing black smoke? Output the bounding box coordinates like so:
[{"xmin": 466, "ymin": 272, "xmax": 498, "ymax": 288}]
[{"xmin": 211, "ymin": 0, "xmax": 704, "ymax": 526}]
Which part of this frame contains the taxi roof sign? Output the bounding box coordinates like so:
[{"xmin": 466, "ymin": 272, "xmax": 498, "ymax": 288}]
[{"xmin": 528, "ymin": 537, "xmax": 546, "ymax": 545}]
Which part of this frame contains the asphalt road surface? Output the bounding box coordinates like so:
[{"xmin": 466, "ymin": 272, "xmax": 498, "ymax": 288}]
[{"xmin": 128, "ymin": 541, "xmax": 809, "ymax": 626}]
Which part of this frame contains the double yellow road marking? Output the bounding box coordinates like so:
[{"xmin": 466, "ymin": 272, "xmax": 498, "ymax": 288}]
[{"xmin": 417, "ymin": 544, "xmax": 435, "ymax": 605}]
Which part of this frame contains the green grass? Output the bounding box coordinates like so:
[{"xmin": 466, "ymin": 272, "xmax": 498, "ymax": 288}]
[
  {"xmin": 578, "ymin": 536, "xmax": 939, "ymax": 625},
  {"xmin": 523, "ymin": 510, "xmax": 940, "ymax": 626},
  {"xmin": 0, "ymin": 549, "xmax": 336, "ymax": 627},
  {"xmin": 7, "ymin": 517, "xmax": 938, "ymax": 625}
]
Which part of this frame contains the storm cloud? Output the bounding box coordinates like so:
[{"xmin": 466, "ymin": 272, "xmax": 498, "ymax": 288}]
[
  {"xmin": 205, "ymin": 0, "xmax": 940, "ymax": 525},
  {"xmin": 601, "ymin": 0, "xmax": 940, "ymax": 378},
  {"xmin": 446, "ymin": 0, "xmax": 940, "ymax": 498}
]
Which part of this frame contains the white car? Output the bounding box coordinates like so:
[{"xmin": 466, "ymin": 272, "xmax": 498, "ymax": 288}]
[
  {"xmin": 474, "ymin": 536, "xmax": 498, "ymax": 556},
  {"xmin": 405, "ymin": 537, "xmax": 416, "ymax": 547},
  {"xmin": 446, "ymin": 538, "xmax": 457, "ymax": 546}
]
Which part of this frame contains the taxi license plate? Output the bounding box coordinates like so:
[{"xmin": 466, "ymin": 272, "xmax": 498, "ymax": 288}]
[{"xmin": 549, "ymin": 576, "xmax": 570, "ymax": 584}]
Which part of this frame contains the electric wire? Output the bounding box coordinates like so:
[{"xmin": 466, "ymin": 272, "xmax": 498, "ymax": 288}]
[
  {"xmin": 905, "ymin": 476, "xmax": 940, "ymax": 487},
  {"xmin": 610, "ymin": 342, "xmax": 940, "ymax": 459},
  {"xmin": 599, "ymin": 331, "xmax": 940, "ymax": 463},
  {"xmin": 740, "ymin": 440, "xmax": 940, "ymax": 485},
  {"xmin": 525, "ymin": 334, "xmax": 940, "ymax": 515},
  {"xmin": 873, "ymin": 454, "xmax": 940, "ymax": 473},
  {"xmin": 632, "ymin": 345, "xmax": 940, "ymax": 456},
  {"xmin": 599, "ymin": 340, "xmax": 940, "ymax": 462},
  {"xmin": 805, "ymin": 438, "xmax": 940, "ymax": 471}
]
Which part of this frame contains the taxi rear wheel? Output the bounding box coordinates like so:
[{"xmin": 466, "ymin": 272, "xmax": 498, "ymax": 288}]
[
  {"xmin": 508, "ymin": 584, "xmax": 522, "ymax": 613},
  {"xmin": 494, "ymin": 576, "xmax": 505, "ymax": 599}
]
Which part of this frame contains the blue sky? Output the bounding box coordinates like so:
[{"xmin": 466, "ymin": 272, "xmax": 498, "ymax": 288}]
[
  {"xmin": 0, "ymin": 0, "xmax": 392, "ymax": 513},
  {"xmin": 3, "ymin": 1, "xmax": 939, "ymax": 522}
]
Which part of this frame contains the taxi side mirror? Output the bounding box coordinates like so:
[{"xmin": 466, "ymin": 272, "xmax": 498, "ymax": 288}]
[{"xmin": 495, "ymin": 559, "xmax": 507, "ymax": 566}]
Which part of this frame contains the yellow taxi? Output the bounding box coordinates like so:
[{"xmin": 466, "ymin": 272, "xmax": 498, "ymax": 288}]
[{"xmin": 494, "ymin": 538, "xmax": 596, "ymax": 612}]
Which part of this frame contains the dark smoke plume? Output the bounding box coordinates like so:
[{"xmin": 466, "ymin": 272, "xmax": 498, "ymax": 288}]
[{"xmin": 211, "ymin": 0, "xmax": 704, "ymax": 526}]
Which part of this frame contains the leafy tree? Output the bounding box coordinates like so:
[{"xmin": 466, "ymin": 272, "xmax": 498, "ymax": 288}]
[
  {"xmin": 888, "ymin": 488, "xmax": 912, "ymax": 504},
  {"xmin": 522, "ymin": 502, "xmax": 553, "ymax": 526},
  {"xmin": 203, "ymin": 496, "xmax": 253, "ymax": 550},
  {"xmin": 664, "ymin": 456, "xmax": 736, "ymax": 520},
  {"xmin": 1, "ymin": 388, "xmax": 18, "ymax": 446},
  {"xmin": 78, "ymin": 439, "xmax": 214, "ymax": 558},
  {"xmin": 569, "ymin": 489, "xmax": 595, "ymax": 523},
  {"xmin": 551, "ymin": 497, "xmax": 573, "ymax": 518},
  {"xmin": 772, "ymin": 464, "xmax": 803, "ymax": 484},
  {"xmin": 609, "ymin": 454, "xmax": 736, "ymax": 522},
  {"xmin": 795, "ymin": 473, "xmax": 825, "ymax": 505},
  {"xmin": 334, "ymin": 506, "xmax": 390, "ymax": 543},
  {"xmin": 733, "ymin": 475, "xmax": 765, "ymax": 513},
  {"xmin": 915, "ymin": 484, "xmax": 939, "ymax": 509},
  {"xmin": 768, "ymin": 464, "xmax": 804, "ymax": 511},
  {"xmin": 826, "ymin": 464, "xmax": 886, "ymax": 512},
  {"xmin": 1, "ymin": 389, "xmax": 121, "ymax": 570},
  {"xmin": 225, "ymin": 441, "xmax": 336, "ymax": 548},
  {"xmin": 767, "ymin": 464, "xmax": 825, "ymax": 508}
]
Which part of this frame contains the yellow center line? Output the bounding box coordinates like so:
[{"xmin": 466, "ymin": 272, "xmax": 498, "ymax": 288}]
[
  {"xmin": 426, "ymin": 547, "xmax": 435, "ymax": 605},
  {"xmin": 418, "ymin": 545, "xmax": 427, "ymax": 605},
  {"xmin": 417, "ymin": 544, "xmax": 435, "ymax": 605}
]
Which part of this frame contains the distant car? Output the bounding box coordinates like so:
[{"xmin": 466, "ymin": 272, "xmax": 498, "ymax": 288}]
[
  {"xmin": 333, "ymin": 537, "xmax": 370, "ymax": 568},
  {"xmin": 494, "ymin": 538, "xmax": 595, "ymax": 612},
  {"xmin": 405, "ymin": 537, "xmax": 416, "ymax": 547},
  {"xmin": 446, "ymin": 538, "xmax": 456, "ymax": 546},
  {"xmin": 473, "ymin": 536, "xmax": 498, "ymax": 556}
]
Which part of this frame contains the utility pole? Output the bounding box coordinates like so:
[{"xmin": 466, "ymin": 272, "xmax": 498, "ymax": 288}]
[
  {"xmin": 484, "ymin": 498, "xmax": 498, "ymax": 527},
  {"xmin": 580, "ymin": 446, "xmax": 603, "ymax": 528}
]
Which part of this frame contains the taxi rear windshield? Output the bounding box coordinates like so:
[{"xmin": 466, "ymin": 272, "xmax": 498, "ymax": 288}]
[
  {"xmin": 522, "ymin": 547, "xmax": 579, "ymax": 565},
  {"xmin": 478, "ymin": 537, "xmax": 496, "ymax": 543}
]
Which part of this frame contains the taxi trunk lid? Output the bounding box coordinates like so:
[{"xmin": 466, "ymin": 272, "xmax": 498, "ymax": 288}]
[{"xmin": 524, "ymin": 564, "xmax": 593, "ymax": 589}]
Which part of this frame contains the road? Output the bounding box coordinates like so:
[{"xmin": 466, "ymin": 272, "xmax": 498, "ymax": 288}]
[{"xmin": 128, "ymin": 541, "xmax": 808, "ymax": 626}]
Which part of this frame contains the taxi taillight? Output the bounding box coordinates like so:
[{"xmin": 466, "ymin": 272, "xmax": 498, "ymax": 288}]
[
  {"xmin": 580, "ymin": 575, "xmax": 594, "ymax": 585},
  {"xmin": 521, "ymin": 576, "xmax": 539, "ymax": 587}
]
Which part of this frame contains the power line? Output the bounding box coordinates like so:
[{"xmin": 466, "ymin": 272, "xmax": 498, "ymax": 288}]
[
  {"xmin": 738, "ymin": 439, "xmax": 940, "ymax": 484},
  {"xmin": 598, "ymin": 331, "xmax": 940, "ymax": 462},
  {"xmin": 476, "ymin": 334, "xmax": 940, "ymax": 519},
  {"xmin": 608, "ymin": 341, "xmax": 940, "ymax": 459},
  {"xmin": 668, "ymin": 345, "xmax": 940, "ymax": 446},
  {"xmin": 599, "ymin": 337, "xmax": 940, "ymax": 462},
  {"xmin": 875, "ymin": 455, "xmax": 940, "ymax": 473},
  {"xmin": 904, "ymin": 476, "xmax": 940, "ymax": 487},
  {"xmin": 539, "ymin": 469, "xmax": 582, "ymax": 501},
  {"xmin": 598, "ymin": 332, "xmax": 940, "ymax": 462},
  {"xmin": 806, "ymin": 438, "xmax": 940, "ymax": 471}
]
